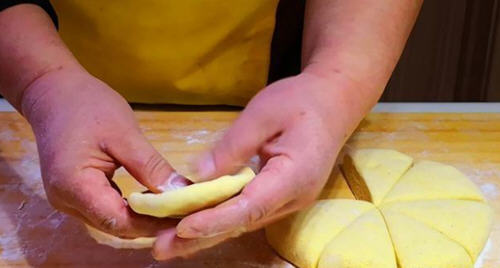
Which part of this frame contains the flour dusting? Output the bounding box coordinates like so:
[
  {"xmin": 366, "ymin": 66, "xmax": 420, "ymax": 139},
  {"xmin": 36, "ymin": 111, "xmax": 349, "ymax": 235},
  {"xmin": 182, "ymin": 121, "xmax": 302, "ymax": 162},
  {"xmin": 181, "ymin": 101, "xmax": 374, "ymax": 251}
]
[
  {"xmin": 0, "ymin": 225, "xmax": 22, "ymax": 261},
  {"xmin": 480, "ymin": 183, "xmax": 499, "ymax": 199},
  {"xmin": 186, "ymin": 130, "xmax": 210, "ymax": 144},
  {"xmin": 0, "ymin": 129, "xmax": 19, "ymax": 141},
  {"xmin": 474, "ymin": 238, "xmax": 492, "ymax": 268}
]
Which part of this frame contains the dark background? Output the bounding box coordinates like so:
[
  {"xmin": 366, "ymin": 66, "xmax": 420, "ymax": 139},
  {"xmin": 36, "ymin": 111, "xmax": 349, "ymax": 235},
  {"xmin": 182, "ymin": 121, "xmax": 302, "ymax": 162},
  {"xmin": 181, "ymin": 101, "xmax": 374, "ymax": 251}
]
[{"xmin": 382, "ymin": 0, "xmax": 500, "ymax": 102}]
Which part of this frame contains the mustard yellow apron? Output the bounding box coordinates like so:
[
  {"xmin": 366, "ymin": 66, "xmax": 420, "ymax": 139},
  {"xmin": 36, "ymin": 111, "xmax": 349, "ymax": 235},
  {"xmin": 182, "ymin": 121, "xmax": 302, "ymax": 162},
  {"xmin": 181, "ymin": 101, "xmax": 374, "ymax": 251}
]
[{"xmin": 50, "ymin": 1, "xmax": 279, "ymax": 105}]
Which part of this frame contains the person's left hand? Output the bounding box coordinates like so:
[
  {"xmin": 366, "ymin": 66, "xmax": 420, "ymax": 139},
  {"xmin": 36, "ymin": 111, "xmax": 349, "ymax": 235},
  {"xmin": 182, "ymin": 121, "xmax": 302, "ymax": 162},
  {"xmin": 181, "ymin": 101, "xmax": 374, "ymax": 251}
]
[{"xmin": 153, "ymin": 72, "xmax": 360, "ymax": 260}]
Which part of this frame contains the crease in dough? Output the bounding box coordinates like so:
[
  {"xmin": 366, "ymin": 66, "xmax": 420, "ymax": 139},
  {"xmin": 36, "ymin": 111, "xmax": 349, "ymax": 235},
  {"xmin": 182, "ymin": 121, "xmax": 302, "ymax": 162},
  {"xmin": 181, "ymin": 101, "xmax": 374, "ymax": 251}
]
[
  {"xmin": 380, "ymin": 199, "xmax": 493, "ymax": 261},
  {"xmin": 381, "ymin": 210, "xmax": 473, "ymax": 268},
  {"xmin": 266, "ymin": 199, "xmax": 374, "ymax": 268},
  {"xmin": 382, "ymin": 160, "xmax": 485, "ymax": 204},
  {"xmin": 342, "ymin": 149, "xmax": 413, "ymax": 205},
  {"xmin": 318, "ymin": 208, "xmax": 396, "ymax": 268}
]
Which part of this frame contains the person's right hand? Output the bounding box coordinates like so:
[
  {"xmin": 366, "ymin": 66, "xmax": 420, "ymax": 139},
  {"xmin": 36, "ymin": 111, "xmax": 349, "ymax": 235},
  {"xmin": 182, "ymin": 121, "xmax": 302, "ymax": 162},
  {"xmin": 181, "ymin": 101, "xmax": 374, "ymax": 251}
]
[{"xmin": 21, "ymin": 67, "xmax": 182, "ymax": 238}]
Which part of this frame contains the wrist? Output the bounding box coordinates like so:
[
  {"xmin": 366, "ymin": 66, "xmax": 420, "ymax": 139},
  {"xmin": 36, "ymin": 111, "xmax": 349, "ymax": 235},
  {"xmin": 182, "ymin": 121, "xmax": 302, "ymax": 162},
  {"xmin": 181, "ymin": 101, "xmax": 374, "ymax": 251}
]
[
  {"xmin": 299, "ymin": 66, "xmax": 378, "ymax": 142},
  {"xmin": 302, "ymin": 63, "xmax": 381, "ymax": 114},
  {"xmin": 20, "ymin": 66, "xmax": 86, "ymax": 123}
]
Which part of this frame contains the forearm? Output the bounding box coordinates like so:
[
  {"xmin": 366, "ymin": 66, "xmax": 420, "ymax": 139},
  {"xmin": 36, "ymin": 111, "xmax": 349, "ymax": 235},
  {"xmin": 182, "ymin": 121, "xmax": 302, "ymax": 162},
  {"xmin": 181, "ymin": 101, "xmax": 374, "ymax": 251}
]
[
  {"xmin": 0, "ymin": 4, "xmax": 80, "ymax": 112},
  {"xmin": 302, "ymin": 0, "xmax": 422, "ymax": 117}
]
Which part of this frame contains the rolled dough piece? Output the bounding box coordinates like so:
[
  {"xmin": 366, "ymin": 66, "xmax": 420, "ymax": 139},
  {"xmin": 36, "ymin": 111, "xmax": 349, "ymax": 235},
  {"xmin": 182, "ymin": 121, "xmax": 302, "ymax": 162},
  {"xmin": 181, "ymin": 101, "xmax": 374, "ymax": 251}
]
[
  {"xmin": 85, "ymin": 224, "xmax": 155, "ymax": 249},
  {"xmin": 382, "ymin": 160, "xmax": 485, "ymax": 204},
  {"xmin": 86, "ymin": 167, "xmax": 254, "ymax": 248},
  {"xmin": 382, "ymin": 210, "xmax": 472, "ymax": 268},
  {"xmin": 342, "ymin": 149, "xmax": 413, "ymax": 205},
  {"xmin": 318, "ymin": 209, "xmax": 396, "ymax": 268},
  {"xmin": 381, "ymin": 200, "xmax": 493, "ymax": 261},
  {"xmin": 265, "ymin": 200, "xmax": 374, "ymax": 268},
  {"xmin": 128, "ymin": 167, "xmax": 255, "ymax": 217}
]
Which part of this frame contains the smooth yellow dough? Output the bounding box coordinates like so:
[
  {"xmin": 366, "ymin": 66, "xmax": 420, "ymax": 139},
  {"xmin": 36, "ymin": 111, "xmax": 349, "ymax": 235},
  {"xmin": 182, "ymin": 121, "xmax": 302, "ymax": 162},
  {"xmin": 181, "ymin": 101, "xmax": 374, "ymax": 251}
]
[
  {"xmin": 343, "ymin": 149, "xmax": 413, "ymax": 205},
  {"xmin": 128, "ymin": 167, "xmax": 255, "ymax": 217},
  {"xmin": 86, "ymin": 167, "xmax": 254, "ymax": 248},
  {"xmin": 381, "ymin": 200, "xmax": 493, "ymax": 260},
  {"xmin": 318, "ymin": 209, "xmax": 396, "ymax": 268},
  {"xmin": 266, "ymin": 200, "xmax": 374, "ymax": 268},
  {"xmin": 113, "ymin": 174, "xmax": 148, "ymax": 198},
  {"xmin": 267, "ymin": 148, "xmax": 492, "ymax": 268},
  {"xmin": 85, "ymin": 224, "xmax": 155, "ymax": 249},
  {"xmin": 382, "ymin": 210, "xmax": 472, "ymax": 268},
  {"xmin": 382, "ymin": 160, "xmax": 485, "ymax": 204}
]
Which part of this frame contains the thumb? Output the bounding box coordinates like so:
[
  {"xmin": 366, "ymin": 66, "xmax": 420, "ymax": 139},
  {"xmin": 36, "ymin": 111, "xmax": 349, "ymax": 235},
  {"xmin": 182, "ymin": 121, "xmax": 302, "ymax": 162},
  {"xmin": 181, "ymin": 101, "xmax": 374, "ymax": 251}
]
[
  {"xmin": 195, "ymin": 105, "xmax": 283, "ymax": 181},
  {"xmin": 107, "ymin": 132, "xmax": 189, "ymax": 193}
]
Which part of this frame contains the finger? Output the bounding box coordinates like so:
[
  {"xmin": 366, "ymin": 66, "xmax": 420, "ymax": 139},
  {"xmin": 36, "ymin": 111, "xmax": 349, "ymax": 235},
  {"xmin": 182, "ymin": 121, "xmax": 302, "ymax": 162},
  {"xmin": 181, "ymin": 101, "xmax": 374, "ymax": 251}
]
[
  {"xmin": 152, "ymin": 228, "xmax": 237, "ymax": 261},
  {"xmin": 178, "ymin": 157, "xmax": 309, "ymax": 238},
  {"xmin": 62, "ymin": 168, "xmax": 178, "ymax": 238},
  {"xmin": 106, "ymin": 131, "xmax": 189, "ymax": 192},
  {"xmin": 195, "ymin": 102, "xmax": 283, "ymax": 181},
  {"xmin": 178, "ymin": 126, "xmax": 334, "ymax": 238}
]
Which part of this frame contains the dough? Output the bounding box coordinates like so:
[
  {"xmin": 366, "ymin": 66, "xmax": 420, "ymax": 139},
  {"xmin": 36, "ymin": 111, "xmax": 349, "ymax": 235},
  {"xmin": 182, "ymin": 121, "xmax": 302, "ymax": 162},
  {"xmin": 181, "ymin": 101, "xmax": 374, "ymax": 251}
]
[
  {"xmin": 318, "ymin": 208, "xmax": 396, "ymax": 268},
  {"xmin": 266, "ymin": 149, "xmax": 492, "ymax": 268},
  {"xmin": 87, "ymin": 167, "xmax": 254, "ymax": 248},
  {"xmin": 128, "ymin": 167, "xmax": 255, "ymax": 217},
  {"xmin": 380, "ymin": 199, "xmax": 492, "ymax": 260},
  {"xmin": 382, "ymin": 211, "xmax": 472, "ymax": 268},
  {"xmin": 382, "ymin": 160, "xmax": 485, "ymax": 204},
  {"xmin": 266, "ymin": 200, "xmax": 374, "ymax": 268},
  {"xmin": 85, "ymin": 224, "xmax": 155, "ymax": 249},
  {"xmin": 342, "ymin": 149, "xmax": 413, "ymax": 205}
]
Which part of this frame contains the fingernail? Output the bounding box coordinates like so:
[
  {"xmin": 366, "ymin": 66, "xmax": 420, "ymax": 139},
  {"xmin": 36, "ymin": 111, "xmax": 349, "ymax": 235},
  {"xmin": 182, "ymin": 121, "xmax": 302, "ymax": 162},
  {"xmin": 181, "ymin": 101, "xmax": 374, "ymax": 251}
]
[
  {"xmin": 158, "ymin": 172, "xmax": 192, "ymax": 192},
  {"xmin": 197, "ymin": 152, "xmax": 216, "ymax": 179}
]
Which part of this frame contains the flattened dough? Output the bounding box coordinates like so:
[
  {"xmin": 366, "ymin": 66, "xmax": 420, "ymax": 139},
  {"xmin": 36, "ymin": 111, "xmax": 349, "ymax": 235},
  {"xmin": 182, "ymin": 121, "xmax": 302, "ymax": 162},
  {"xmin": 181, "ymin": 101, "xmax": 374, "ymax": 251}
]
[
  {"xmin": 382, "ymin": 210, "xmax": 472, "ymax": 268},
  {"xmin": 87, "ymin": 167, "xmax": 254, "ymax": 248},
  {"xmin": 343, "ymin": 149, "xmax": 413, "ymax": 205},
  {"xmin": 85, "ymin": 225, "xmax": 155, "ymax": 249},
  {"xmin": 381, "ymin": 200, "xmax": 493, "ymax": 260},
  {"xmin": 318, "ymin": 209, "xmax": 396, "ymax": 268},
  {"xmin": 382, "ymin": 160, "xmax": 484, "ymax": 204},
  {"xmin": 128, "ymin": 167, "xmax": 255, "ymax": 217},
  {"xmin": 266, "ymin": 200, "xmax": 374, "ymax": 268}
]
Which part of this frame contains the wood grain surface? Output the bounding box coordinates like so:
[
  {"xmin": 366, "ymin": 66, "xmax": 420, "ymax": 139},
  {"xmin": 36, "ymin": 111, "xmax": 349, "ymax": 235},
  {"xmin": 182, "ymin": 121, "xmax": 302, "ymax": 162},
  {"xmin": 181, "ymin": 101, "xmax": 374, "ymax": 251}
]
[{"xmin": 0, "ymin": 111, "xmax": 498, "ymax": 267}]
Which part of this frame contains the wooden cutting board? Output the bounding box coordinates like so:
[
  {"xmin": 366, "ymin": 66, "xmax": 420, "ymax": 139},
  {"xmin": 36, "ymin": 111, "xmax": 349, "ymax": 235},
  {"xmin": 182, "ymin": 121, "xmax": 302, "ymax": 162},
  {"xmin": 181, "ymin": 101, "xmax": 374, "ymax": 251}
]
[{"xmin": 0, "ymin": 111, "xmax": 498, "ymax": 267}]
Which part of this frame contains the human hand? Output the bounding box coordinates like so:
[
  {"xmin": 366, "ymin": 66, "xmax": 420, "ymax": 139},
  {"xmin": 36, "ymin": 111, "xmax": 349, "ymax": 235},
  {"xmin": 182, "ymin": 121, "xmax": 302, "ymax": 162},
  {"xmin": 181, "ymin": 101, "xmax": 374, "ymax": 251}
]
[
  {"xmin": 22, "ymin": 67, "xmax": 184, "ymax": 238},
  {"xmin": 154, "ymin": 72, "xmax": 359, "ymax": 259}
]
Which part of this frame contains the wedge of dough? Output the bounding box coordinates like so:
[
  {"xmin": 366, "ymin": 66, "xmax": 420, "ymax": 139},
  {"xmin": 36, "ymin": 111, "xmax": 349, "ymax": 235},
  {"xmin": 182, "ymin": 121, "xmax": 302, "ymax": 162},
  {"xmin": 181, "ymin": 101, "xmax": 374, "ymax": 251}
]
[
  {"xmin": 381, "ymin": 200, "xmax": 493, "ymax": 261},
  {"xmin": 382, "ymin": 210, "xmax": 472, "ymax": 268},
  {"xmin": 128, "ymin": 167, "xmax": 255, "ymax": 217},
  {"xmin": 85, "ymin": 225, "xmax": 155, "ymax": 249},
  {"xmin": 342, "ymin": 149, "xmax": 413, "ymax": 205},
  {"xmin": 318, "ymin": 208, "xmax": 396, "ymax": 268},
  {"xmin": 382, "ymin": 160, "xmax": 485, "ymax": 204},
  {"xmin": 265, "ymin": 199, "xmax": 374, "ymax": 268}
]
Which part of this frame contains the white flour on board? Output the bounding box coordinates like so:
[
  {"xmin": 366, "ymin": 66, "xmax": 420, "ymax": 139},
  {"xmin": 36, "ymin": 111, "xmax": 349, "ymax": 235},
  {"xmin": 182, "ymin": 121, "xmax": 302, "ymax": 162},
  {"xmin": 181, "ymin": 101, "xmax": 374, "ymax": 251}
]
[
  {"xmin": 475, "ymin": 238, "xmax": 493, "ymax": 268},
  {"xmin": 171, "ymin": 129, "xmax": 225, "ymax": 145},
  {"xmin": 0, "ymin": 129, "xmax": 19, "ymax": 142}
]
